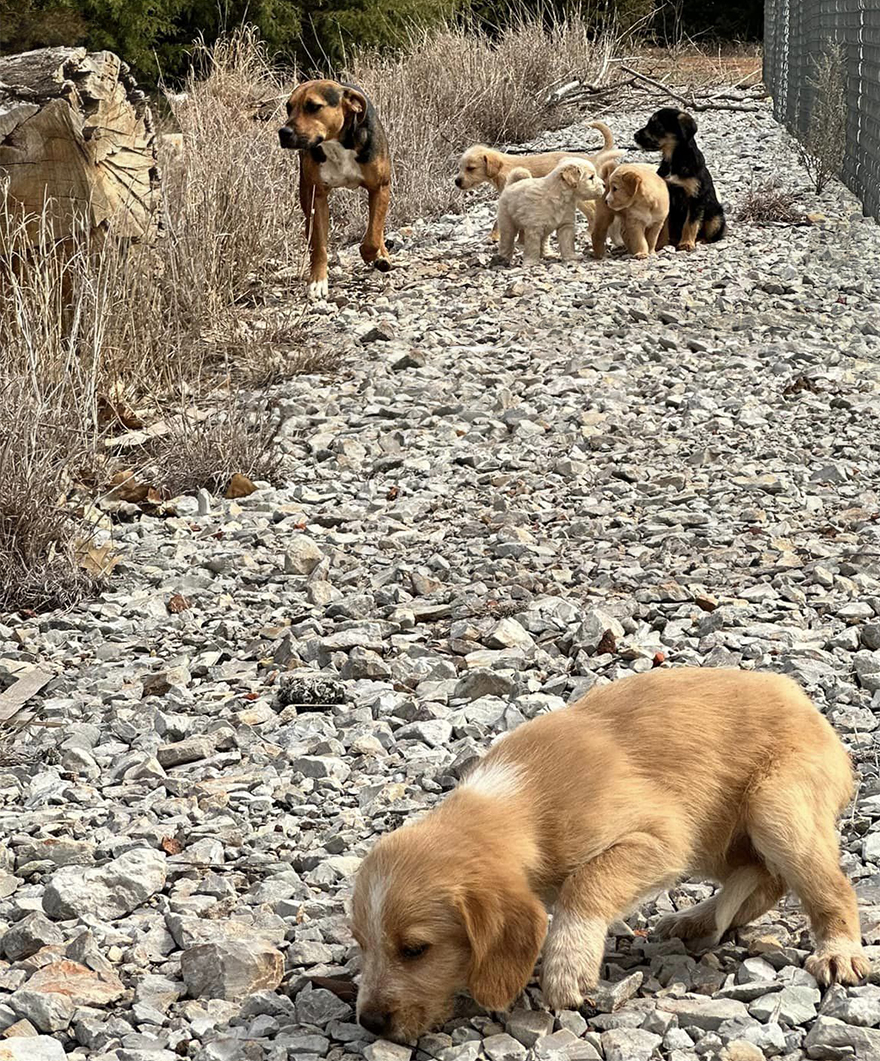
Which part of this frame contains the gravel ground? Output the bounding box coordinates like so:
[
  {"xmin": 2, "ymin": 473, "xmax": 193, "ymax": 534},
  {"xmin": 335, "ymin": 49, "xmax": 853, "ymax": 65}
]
[{"xmin": 2, "ymin": 100, "xmax": 880, "ymax": 1061}]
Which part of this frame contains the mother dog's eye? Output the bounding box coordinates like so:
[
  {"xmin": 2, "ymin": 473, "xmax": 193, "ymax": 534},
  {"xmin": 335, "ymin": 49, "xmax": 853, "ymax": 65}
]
[
  {"xmin": 400, "ymin": 942, "xmax": 430, "ymax": 960},
  {"xmin": 305, "ymin": 101, "xmax": 322, "ymax": 114}
]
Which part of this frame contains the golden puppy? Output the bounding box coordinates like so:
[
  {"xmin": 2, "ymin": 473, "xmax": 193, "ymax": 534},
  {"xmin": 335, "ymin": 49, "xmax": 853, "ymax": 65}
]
[
  {"xmin": 351, "ymin": 667, "xmax": 867, "ymax": 1042},
  {"xmin": 495, "ymin": 159, "xmax": 604, "ymax": 266},
  {"xmin": 591, "ymin": 160, "xmax": 670, "ymax": 260},
  {"xmin": 455, "ymin": 122, "xmax": 623, "ymax": 240}
]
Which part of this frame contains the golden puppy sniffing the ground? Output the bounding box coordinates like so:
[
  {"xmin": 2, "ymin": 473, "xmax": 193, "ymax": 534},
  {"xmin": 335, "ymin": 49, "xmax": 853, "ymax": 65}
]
[
  {"xmin": 454, "ymin": 121, "xmax": 623, "ymax": 241},
  {"xmin": 494, "ymin": 158, "xmax": 604, "ymax": 266},
  {"xmin": 351, "ymin": 667, "xmax": 867, "ymax": 1041},
  {"xmin": 592, "ymin": 160, "xmax": 670, "ymax": 260}
]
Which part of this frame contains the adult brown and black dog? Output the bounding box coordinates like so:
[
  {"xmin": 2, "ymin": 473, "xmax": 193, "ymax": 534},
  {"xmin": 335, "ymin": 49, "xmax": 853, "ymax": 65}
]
[{"xmin": 279, "ymin": 80, "xmax": 391, "ymax": 299}]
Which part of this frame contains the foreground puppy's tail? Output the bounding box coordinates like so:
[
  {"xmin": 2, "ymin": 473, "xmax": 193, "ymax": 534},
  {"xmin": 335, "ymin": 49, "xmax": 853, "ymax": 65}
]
[
  {"xmin": 506, "ymin": 167, "xmax": 532, "ymax": 186},
  {"xmin": 589, "ymin": 120, "xmax": 615, "ymax": 151}
]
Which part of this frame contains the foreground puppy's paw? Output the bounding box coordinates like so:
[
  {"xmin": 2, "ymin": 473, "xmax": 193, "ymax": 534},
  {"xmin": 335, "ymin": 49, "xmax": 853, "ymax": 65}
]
[
  {"xmin": 373, "ymin": 258, "xmax": 392, "ymax": 273},
  {"xmin": 540, "ymin": 964, "xmax": 589, "ymax": 1012},
  {"xmin": 490, "ymin": 255, "xmax": 511, "ymax": 267},
  {"xmin": 307, "ymin": 278, "xmax": 329, "ymax": 300},
  {"xmin": 677, "ymin": 241, "xmax": 697, "ymax": 252},
  {"xmin": 634, "ymin": 251, "xmax": 649, "ymax": 260},
  {"xmin": 806, "ymin": 940, "xmax": 871, "ymax": 986}
]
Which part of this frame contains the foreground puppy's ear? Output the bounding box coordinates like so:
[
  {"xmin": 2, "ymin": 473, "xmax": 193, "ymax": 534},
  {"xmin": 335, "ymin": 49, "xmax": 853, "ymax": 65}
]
[
  {"xmin": 458, "ymin": 882, "xmax": 547, "ymax": 1011},
  {"xmin": 677, "ymin": 112, "xmax": 697, "ymax": 139},
  {"xmin": 343, "ymin": 88, "xmax": 368, "ymax": 125}
]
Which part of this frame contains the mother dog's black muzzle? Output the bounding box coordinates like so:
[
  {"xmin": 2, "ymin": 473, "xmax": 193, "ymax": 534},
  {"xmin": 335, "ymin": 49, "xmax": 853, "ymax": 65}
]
[{"xmin": 278, "ymin": 126, "xmax": 322, "ymax": 151}]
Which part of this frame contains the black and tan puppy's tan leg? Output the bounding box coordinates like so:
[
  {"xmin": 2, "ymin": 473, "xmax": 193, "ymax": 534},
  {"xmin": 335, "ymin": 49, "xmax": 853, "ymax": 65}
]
[
  {"xmin": 300, "ymin": 179, "xmax": 331, "ymax": 300},
  {"xmin": 362, "ymin": 182, "xmax": 392, "ymax": 272},
  {"xmin": 678, "ymin": 211, "xmax": 702, "ymax": 252}
]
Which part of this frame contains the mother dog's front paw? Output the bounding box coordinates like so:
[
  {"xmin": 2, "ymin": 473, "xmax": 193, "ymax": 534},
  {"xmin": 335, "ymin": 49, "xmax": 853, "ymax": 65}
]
[{"xmin": 307, "ymin": 278, "xmax": 329, "ymax": 300}]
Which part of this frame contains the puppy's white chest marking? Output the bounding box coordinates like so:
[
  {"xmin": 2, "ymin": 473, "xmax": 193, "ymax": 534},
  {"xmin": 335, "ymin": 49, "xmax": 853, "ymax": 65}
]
[{"xmin": 319, "ymin": 141, "xmax": 363, "ymax": 190}]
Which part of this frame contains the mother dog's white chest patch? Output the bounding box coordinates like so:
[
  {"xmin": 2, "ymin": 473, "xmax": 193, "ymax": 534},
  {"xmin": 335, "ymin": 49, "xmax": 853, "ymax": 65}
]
[{"xmin": 319, "ymin": 141, "xmax": 363, "ymax": 190}]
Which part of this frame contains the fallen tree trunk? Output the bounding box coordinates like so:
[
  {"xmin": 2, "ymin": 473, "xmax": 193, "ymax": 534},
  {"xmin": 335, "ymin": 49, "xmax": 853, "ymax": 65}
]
[{"xmin": 0, "ymin": 47, "xmax": 160, "ymax": 249}]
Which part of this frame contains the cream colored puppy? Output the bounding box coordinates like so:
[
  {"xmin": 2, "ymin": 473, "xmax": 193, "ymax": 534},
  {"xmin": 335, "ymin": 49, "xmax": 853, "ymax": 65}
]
[
  {"xmin": 455, "ymin": 122, "xmax": 623, "ymax": 241},
  {"xmin": 592, "ymin": 160, "xmax": 670, "ymax": 260},
  {"xmin": 351, "ymin": 667, "xmax": 867, "ymax": 1042},
  {"xmin": 494, "ymin": 158, "xmax": 604, "ymax": 266}
]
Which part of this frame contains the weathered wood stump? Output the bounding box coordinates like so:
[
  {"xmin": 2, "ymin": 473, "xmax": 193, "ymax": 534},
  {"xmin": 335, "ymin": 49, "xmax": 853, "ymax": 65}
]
[{"xmin": 0, "ymin": 47, "xmax": 160, "ymax": 248}]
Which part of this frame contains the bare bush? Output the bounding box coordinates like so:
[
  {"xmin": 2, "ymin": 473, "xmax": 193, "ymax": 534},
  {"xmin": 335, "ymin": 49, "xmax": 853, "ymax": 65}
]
[
  {"xmin": 0, "ymin": 382, "xmax": 99, "ymax": 614},
  {"xmin": 151, "ymin": 401, "xmax": 284, "ymax": 499},
  {"xmin": 736, "ymin": 179, "xmax": 807, "ymax": 225},
  {"xmin": 797, "ymin": 42, "xmax": 847, "ymax": 195}
]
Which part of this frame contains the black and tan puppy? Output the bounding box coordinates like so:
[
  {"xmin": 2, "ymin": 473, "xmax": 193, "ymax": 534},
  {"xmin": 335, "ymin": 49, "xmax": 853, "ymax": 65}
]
[
  {"xmin": 279, "ymin": 80, "xmax": 391, "ymax": 300},
  {"xmin": 634, "ymin": 108, "xmax": 726, "ymax": 252}
]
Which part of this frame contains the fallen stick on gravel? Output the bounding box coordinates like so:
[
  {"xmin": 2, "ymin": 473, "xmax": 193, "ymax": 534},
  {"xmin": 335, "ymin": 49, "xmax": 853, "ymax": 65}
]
[{"xmin": 617, "ymin": 64, "xmax": 763, "ymax": 112}]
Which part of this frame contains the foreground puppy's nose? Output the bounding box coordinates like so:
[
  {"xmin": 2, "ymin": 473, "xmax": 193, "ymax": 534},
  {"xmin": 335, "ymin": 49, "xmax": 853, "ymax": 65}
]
[
  {"xmin": 359, "ymin": 1010, "xmax": 393, "ymax": 1037},
  {"xmin": 278, "ymin": 126, "xmax": 293, "ymax": 148}
]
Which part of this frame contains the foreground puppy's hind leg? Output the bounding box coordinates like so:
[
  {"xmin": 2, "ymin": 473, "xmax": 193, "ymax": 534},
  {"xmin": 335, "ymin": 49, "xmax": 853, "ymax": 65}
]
[
  {"xmin": 495, "ymin": 213, "xmax": 516, "ymax": 264},
  {"xmin": 541, "ymin": 827, "xmax": 689, "ymax": 1010},
  {"xmin": 655, "ymin": 863, "xmax": 784, "ymax": 948},
  {"xmin": 361, "ymin": 182, "xmax": 392, "ymax": 272},
  {"xmin": 748, "ymin": 776, "xmax": 869, "ymax": 986}
]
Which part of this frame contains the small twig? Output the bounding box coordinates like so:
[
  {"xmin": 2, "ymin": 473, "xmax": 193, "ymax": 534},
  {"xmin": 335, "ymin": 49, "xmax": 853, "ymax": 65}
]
[
  {"xmin": 545, "ymin": 77, "xmax": 638, "ymax": 107},
  {"xmin": 733, "ymin": 66, "xmax": 763, "ymax": 89},
  {"xmin": 618, "ymin": 63, "xmax": 696, "ymax": 107}
]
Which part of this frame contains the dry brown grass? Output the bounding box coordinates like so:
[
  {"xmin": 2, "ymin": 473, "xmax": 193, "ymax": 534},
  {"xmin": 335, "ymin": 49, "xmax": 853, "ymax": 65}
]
[
  {"xmin": 341, "ymin": 13, "xmax": 620, "ymax": 225},
  {"xmin": 633, "ymin": 42, "xmax": 762, "ymax": 90},
  {"xmin": 0, "ymin": 29, "xmax": 324, "ymax": 614}
]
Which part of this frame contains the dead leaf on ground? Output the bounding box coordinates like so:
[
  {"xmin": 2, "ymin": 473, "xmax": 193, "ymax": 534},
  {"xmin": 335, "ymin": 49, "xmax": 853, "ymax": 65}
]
[
  {"xmin": 309, "ymin": 975, "xmax": 358, "ymax": 1003},
  {"xmin": 108, "ymin": 469, "xmax": 152, "ymax": 503},
  {"xmin": 167, "ymin": 594, "xmax": 190, "ymax": 614},
  {"xmin": 97, "ymin": 394, "xmax": 145, "ymax": 430},
  {"xmin": 596, "ymin": 629, "xmax": 617, "ymax": 655},
  {"xmin": 161, "ymin": 837, "xmax": 183, "ymax": 855},
  {"xmin": 75, "ymin": 541, "xmax": 121, "ymax": 577}
]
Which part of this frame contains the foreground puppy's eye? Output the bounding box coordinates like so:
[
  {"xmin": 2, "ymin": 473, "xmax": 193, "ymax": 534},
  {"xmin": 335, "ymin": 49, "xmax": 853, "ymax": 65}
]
[
  {"xmin": 400, "ymin": 942, "xmax": 430, "ymax": 960},
  {"xmin": 305, "ymin": 101, "xmax": 323, "ymax": 114}
]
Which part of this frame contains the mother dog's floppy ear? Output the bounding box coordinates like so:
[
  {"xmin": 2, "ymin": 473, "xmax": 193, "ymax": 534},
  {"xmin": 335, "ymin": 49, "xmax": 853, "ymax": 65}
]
[
  {"xmin": 343, "ymin": 87, "xmax": 369, "ymax": 125},
  {"xmin": 677, "ymin": 112, "xmax": 698, "ymax": 139},
  {"xmin": 457, "ymin": 878, "xmax": 547, "ymax": 1011}
]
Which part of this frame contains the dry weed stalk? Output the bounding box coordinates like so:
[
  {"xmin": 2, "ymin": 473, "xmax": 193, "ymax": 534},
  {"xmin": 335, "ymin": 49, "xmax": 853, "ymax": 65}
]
[{"xmin": 797, "ymin": 42, "xmax": 847, "ymax": 195}]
